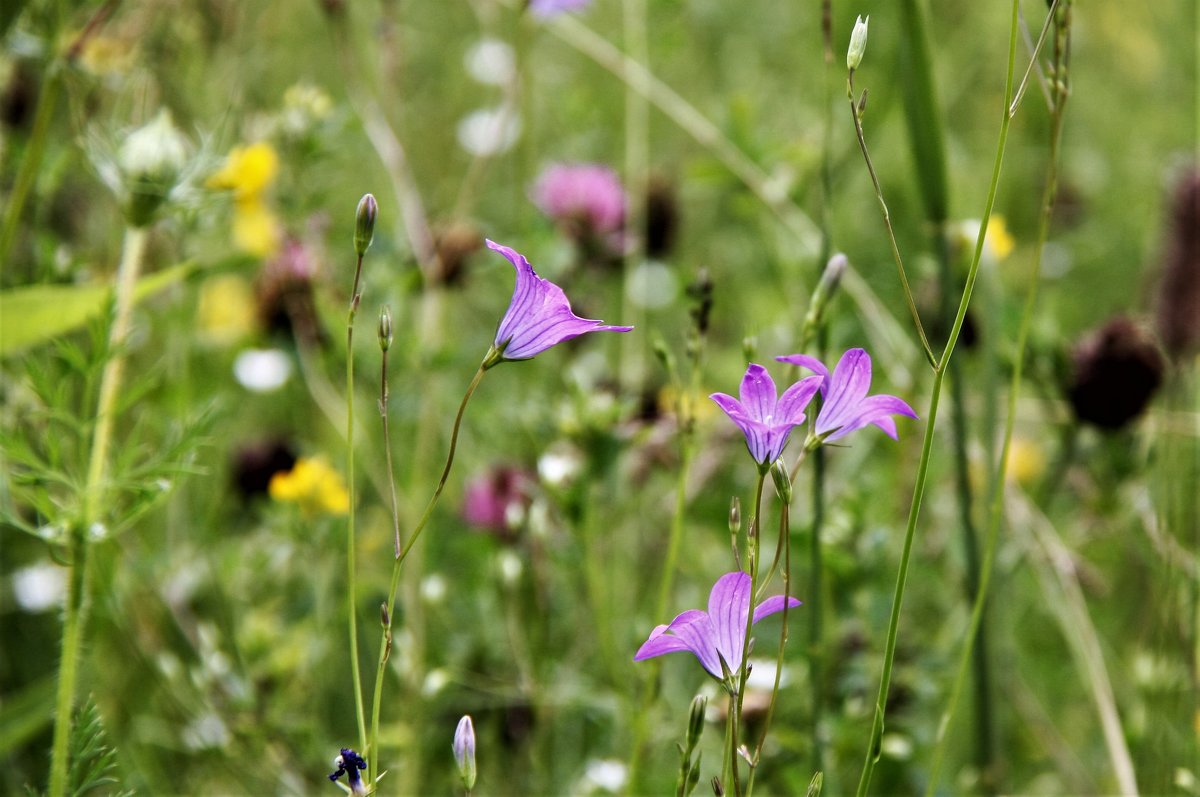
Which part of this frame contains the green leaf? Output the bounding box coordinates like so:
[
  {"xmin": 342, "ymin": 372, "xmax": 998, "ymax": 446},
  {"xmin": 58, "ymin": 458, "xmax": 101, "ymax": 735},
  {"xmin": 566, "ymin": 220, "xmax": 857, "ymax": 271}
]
[
  {"xmin": 0, "ymin": 675, "xmax": 56, "ymax": 756},
  {"xmin": 0, "ymin": 261, "xmax": 197, "ymax": 357}
]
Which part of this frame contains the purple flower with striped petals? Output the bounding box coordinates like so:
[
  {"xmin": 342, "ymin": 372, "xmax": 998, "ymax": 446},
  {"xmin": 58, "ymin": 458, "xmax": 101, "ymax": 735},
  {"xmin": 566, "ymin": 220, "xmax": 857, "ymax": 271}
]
[
  {"xmin": 634, "ymin": 571, "xmax": 800, "ymax": 680},
  {"xmin": 776, "ymin": 348, "xmax": 917, "ymax": 443},
  {"xmin": 710, "ymin": 364, "xmax": 823, "ymax": 468},
  {"xmin": 484, "ymin": 240, "xmax": 632, "ymax": 365}
]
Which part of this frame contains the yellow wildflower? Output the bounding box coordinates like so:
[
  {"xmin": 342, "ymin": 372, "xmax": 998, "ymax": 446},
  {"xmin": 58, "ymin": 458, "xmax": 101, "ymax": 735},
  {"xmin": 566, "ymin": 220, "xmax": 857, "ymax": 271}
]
[
  {"xmin": 208, "ymin": 142, "xmax": 283, "ymax": 257},
  {"xmin": 79, "ymin": 36, "xmax": 136, "ymax": 76},
  {"xmin": 985, "ymin": 216, "xmax": 1015, "ymax": 261},
  {"xmin": 196, "ymin": 275, "xmax": 256, "ymax": 344},
  {"xmin": 269, "ymin": 457, "xmax": 350, "ymax": 516},
  {"xmin": 1005, "ymin": 437, "xmax": 1045, "ymax": 486},
  {"xmin": 657, "ymin": 384, "xmax": 718, "ymax": 422},
  {"xmin": 231, "ymin": 198, "xmax": 283, "ymax": 258},
  {"xmin": 207, "ymin": 142, "xmax": 279, "ymax": 201}
]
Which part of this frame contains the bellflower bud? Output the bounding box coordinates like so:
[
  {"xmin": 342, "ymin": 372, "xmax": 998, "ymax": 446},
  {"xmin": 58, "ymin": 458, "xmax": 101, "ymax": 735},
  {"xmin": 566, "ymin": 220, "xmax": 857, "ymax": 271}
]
[
  {"xmin": 847, "ymin": 15, "xmax": 869, "ymax": 72},
  {"xmin": 453, "ymin": 715, "xmax": 477, "ymax": 791},
  {"xmin": 803, "ymin": 253, "xmax": 848, "ymax": 339},
  {"xmin": 355, "ymin": 193, "xmax": 378, "ymax": 256},
  {"xmin": 686, "ymin": 694, "xmax": 708, "ymax": 751},
  {"xmin": 770, "ymin": 458, "xmax": 793, "ymax": 504},
  {"xmin": 378, "ymin": 306, "xmax": 393, "ymax": 352}
]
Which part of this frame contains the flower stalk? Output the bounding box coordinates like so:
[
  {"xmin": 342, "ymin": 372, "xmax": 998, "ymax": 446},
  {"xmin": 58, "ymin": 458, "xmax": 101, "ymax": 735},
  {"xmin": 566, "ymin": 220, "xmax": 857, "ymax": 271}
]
[
  {"xmin": 49, "ymin": 224, "xmax": 148, "ymax": 797},
  {"xmin": 853, "ymin": 3, "xmax": 1027, "ymax": 793},
  {"xmin": 344, "ymin": 195, "xmax": 374, "ymax": 761},
  {"xmin": 926, "ymin": 3, "xmax": 1070, "ymax": 793}
]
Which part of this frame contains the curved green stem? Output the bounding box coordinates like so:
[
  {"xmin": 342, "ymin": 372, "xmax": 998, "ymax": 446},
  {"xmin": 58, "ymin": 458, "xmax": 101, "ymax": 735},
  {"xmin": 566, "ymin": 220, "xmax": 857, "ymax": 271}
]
[
  {"xmin": 854, "ymin": 7, "xmax": 1023, "ymax": 794},
  {"xmin": 847, "ymin": 74, "xmax": 937, "ymax": 369},
  {"xmin": 367, "ymin": 358, "xmax": 488, "ymax": 786},
  {"xmin": 926, "ymin": 4, "xmax": 1069, "ymax": 793},
  {"xmin": 49, "ymin": 224, "xmax": 147, "ymax": 797}
]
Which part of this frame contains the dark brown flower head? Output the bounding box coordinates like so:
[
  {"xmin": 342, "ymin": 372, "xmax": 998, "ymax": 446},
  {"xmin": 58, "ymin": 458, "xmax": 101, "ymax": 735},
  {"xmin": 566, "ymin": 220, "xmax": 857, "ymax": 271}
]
[
  {"xmin": 1156, "ymin": 168, "xmax": 1200, "ymax": 358},
  {"xmin": 433, "ymin": 221, "xmax": 483, "ymax": 287},
  {"xmin": 1067, "ymin": 316, "xmax": 1165, "ymax": 431},
  {"xmin": 257, "ymin": 238, "xmax": 323, "ymax": 346},
  {"xmin": 687, "ymin": 269, "xmax": 714, "ymax": 336},
  {"xmin": 232, "ymin": 439, "xmax": 296, "ymax": 499},
  {"xmin": 644, "ymin": 174, "xmax": 680, "ymax": 259}
]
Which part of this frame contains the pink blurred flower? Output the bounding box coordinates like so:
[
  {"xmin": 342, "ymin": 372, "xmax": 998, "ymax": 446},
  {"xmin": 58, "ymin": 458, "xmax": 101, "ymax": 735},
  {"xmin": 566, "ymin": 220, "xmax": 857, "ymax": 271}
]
[
  {"xmin": 462, "ymin": 465, "xmax": 535, "ymax": 536},
  {"xmin": 532, "ymin": 163, "xmax": 626, "ymax": 250}
]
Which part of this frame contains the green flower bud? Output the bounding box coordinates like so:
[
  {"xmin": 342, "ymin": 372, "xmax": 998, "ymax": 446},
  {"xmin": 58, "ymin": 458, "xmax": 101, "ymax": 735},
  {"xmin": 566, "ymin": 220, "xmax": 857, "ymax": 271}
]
[
  {"xmin": 686, "ymin": 694, "xmax": 708, "ymax": 750},
  {"xmin": 355, "ymin": 193, "xmax": 378, "ymax": 256},
  {"xmin": 847, "ymin": 15, "xmax": 869, "ymax": 72},
  {"xmin": 770, "ymin": 458, "xmax": 793, "ymax": 504},
  {"xmin": 378, "ymin": 306, "xmax": 393, "ymax": 352}
]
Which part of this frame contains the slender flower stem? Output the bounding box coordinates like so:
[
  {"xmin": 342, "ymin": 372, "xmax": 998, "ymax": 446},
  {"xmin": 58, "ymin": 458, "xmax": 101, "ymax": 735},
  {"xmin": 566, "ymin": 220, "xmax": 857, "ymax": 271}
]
[
  {"xmin": 926, "ymin": 4, "xmax": 1069, "ymax": 793},
  {"xmin": 367, "ymin": 331, "xmax": 401, "ymax": 778},
  {"xmin": 729, "ymin": 472, "xmax": 768, "ymax": 797},
  {"xmin": 854, "ymin": 6, "xmax": 1024, "ymax": 794},
  {"xmin": 846, "ymin": 74, "xmax": 937, "ymax": 369},
  {"xmin": 746, "ymin": 499, "xmax": 793, "ymax": 797},
  {"xmin": 345, "ymin": 253, "xmax": 368, "ymax": 758},
  {"xmin": 367, "ymin": 359, "xmax": 489, "ymax": 785},
  {"xmin": 49, "ymin": 224, "xmax": 148, "ymax": 797},
  {"xmin": 809, "ymin": 442, "xmax": 826, "ymax": 775}
]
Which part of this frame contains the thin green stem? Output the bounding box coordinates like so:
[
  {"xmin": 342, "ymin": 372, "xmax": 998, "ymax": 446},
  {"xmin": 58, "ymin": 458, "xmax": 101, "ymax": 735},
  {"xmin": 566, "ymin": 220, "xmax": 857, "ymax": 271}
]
[
  {"xmin": 346, "ymin": 253, "xmax": 368, "ymax": 759},
  {"xmin": 0, "ymin": 65, "xmax": 60, "ymax": 269},
  {"xmin": 809, "ymin": 443, "xmax": 826, "ymax": 775},
  {"xmin": 746, "ymin": 498, "xmax": 793, "ymax": 797},
  {"xmin": 49, "ymin": 224, "xmax": 147, "ymax": 797},
  {"xmin": 367, "ymin": 337, "xmax": 401, "ymax": 784},
  {"xmin": 367, "ymin": 358, "xmax": 489, "ymax": 786},
  {"xmin": 730, "ymin": 472, "xmax": 767, "ymax": 797},
  {"xmin": 926, "ymin": 4, "xmax": 1069, "ymax": 793},
  {"xmin": 854, "ymin": 4, "xmax": 1023, "ymax": 795},
  {"xmin": 847, "ymin": 73, "xmax": 937, "ymax": 370}
]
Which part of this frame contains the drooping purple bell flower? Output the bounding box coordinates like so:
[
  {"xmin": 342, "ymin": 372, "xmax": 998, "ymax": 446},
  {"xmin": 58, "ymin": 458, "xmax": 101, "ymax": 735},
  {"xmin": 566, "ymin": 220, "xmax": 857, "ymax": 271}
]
[
  {"xmin": 484, "ymin": 240, "xmax": 632, "ymax": 366},
  {"xmin": 634, "ymin": 571, "xmax": 800, "ymax": 680}
]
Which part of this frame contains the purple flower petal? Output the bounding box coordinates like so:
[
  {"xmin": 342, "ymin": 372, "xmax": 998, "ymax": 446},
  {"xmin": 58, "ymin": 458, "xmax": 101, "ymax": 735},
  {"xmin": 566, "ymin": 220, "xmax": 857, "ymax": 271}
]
[
  {"xmin": 708, "ymin": 571, "xmax": 752, "ymax": 675},
  {"xmin": 633, "ymin": 571, "xmax": 802, "ymax": 681},
  {"xmin": 776, "ymin": 353, "xmax": 831, "ymax": 392},
  {"xmin": 752, "ymin": 595, "xmax": 803, "ymax": 625},
  {"xmin": 776, "ymin": 375, "xmax": 823, "ymax": 420},
  {"xmin": 777, "ymin": 348, "xmax": 916, "ymax": 444},
  {"xmin": 487, "ymin": 240, "xmax": 631, "ymax": 362},
  {"xmin": 711, "ymin": 364, "xmax": 821, "ymax": 466},
  {"xmin": 739, "ymin": 364, "xmax": 778, "ymax": 423}
]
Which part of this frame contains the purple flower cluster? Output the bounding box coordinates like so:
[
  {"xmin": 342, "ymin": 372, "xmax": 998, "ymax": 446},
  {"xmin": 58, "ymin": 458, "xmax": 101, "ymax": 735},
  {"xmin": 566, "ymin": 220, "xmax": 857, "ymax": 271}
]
[{"xmin": 710, "ymin": 349, "xmax": 917, "ymax": 467}]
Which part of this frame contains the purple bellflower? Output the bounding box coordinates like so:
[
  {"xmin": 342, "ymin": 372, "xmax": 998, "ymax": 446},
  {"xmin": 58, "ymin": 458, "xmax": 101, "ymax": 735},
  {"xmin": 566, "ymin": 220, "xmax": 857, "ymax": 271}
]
[
  {"xmin": 484, "ymin": 240, "xmax": 632, "ymax": 366},
  {"xmin": 529, "ymin": 0, "xmax": 592, "ymax": 18},
  {"xmin": 634, "ymin": 571, "xmax": 801, "ymax": 680},
  {"xmin": 329, "ymin": 748, "xmax": 367, "ymax": 795},
  {"xmin": 775, "ymin": 348, "xmax": 917, "ymax": 443},
  {"xmin": 709, "ymin": 364, "xmax": 823, "ymax": 468}
]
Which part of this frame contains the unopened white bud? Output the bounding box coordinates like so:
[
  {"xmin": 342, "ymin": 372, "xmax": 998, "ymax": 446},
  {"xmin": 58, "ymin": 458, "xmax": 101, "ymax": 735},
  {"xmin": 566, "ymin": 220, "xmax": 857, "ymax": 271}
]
[{"xmin": 847, "ymin": 15, "xmax": 869, "ymax": 72}]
